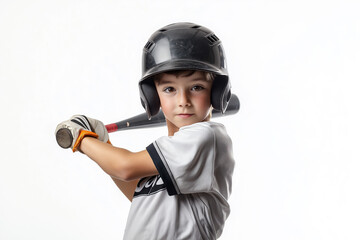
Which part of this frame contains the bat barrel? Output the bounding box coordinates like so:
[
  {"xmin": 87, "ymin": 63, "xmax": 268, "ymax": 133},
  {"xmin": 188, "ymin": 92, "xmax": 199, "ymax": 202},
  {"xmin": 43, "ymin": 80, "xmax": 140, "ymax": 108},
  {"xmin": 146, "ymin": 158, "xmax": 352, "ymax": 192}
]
[{"xmin": 212, "ymin": 93, "xmax": 240, "ymax": 117}]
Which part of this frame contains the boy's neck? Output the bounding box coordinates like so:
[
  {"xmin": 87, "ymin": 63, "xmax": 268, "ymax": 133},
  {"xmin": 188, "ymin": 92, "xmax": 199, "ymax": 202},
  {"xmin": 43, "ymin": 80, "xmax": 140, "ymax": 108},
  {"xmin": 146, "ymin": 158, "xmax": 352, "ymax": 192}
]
[{"xmin": 165, "ymin": 119, "xmax": 179, "ymax": 136}]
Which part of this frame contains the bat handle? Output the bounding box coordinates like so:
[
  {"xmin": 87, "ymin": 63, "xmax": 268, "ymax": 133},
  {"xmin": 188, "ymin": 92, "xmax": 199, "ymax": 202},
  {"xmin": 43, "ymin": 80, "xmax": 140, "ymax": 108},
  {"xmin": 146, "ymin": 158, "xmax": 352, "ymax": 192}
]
[{"xmin": 56, "ymin": 128, "xmax": 73, "ymax": 149}]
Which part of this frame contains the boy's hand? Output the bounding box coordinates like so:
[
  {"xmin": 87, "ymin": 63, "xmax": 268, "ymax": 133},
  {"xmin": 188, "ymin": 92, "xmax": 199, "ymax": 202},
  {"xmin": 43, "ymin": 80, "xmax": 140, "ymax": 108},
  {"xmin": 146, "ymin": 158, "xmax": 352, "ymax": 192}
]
[{"xmin": 55, "ymin": 115, "xmax": 109, "ymax": 152}]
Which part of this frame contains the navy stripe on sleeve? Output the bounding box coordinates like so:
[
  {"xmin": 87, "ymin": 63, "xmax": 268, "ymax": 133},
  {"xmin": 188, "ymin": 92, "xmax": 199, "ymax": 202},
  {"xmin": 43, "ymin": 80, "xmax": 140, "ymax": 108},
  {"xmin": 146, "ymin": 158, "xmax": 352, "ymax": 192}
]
[{"xmin": 146, "ymin": 143, "xmax": 178, "ymax": 196}]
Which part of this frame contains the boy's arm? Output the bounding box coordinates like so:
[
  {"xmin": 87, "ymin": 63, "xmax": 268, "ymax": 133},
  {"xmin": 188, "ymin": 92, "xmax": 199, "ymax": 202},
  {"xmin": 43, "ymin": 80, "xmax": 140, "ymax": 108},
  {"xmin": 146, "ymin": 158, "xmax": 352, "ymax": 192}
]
[
  {"xmin": 110, "ymin": 177, "xmax": 139, "ymax": 202},
  {"xmin": 55, "ymin": 116, "xmax": 157, "ymax": 201},
  {"xmin": 80, "ymin": 137, "xmax": 158, "ymax": 184}
]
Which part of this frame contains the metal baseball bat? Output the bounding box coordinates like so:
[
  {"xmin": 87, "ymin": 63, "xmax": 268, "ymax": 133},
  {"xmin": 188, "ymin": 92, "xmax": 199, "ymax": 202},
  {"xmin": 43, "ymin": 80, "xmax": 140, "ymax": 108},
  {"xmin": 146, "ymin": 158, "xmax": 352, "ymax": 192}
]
[{"xmin": 56, "ymin": 94, "xmax": 240, "ymax": 149}]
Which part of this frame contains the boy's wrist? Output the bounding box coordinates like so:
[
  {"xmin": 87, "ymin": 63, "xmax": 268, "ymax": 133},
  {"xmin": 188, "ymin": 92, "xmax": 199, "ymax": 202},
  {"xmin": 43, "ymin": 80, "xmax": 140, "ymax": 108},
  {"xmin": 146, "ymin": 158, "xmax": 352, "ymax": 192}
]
[{"xmin": 77, "ymin": 132, "xmax": 99, "ymax": 153}]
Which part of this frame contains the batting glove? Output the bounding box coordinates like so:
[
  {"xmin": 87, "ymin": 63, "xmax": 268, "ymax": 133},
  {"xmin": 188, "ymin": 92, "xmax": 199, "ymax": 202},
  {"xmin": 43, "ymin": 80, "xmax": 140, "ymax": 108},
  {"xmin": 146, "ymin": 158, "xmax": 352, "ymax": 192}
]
[{"xmin": 55, "ymin": 115, "xmax": 109, "ymax": 152}]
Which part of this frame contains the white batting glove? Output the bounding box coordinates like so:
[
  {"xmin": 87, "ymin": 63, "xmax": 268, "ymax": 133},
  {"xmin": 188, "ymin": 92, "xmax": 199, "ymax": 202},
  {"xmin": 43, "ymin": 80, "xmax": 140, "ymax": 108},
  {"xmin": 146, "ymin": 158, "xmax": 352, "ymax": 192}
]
[{"xmin": 55, "ymin": 115, "xmax": 109, "ymax": 152}]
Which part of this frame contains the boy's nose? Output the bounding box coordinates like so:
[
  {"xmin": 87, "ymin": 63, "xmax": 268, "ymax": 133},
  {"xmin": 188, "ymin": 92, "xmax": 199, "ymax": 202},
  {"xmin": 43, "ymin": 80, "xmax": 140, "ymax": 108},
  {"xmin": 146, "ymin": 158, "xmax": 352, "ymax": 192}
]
[{"xmin": 178, "ymin": 91, "xmax": 191, "ymax": 107}]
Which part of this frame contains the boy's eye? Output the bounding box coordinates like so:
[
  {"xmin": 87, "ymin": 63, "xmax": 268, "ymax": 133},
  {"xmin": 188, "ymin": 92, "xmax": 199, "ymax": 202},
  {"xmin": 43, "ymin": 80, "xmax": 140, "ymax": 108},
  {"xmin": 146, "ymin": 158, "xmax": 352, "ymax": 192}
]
[
  {"xmin": 191, "ymin": 85, "xmax": 205, "ymax": 91},
  {"xmin": 163, "ymin": 87, "xmax": 175, "ymax": 93}
]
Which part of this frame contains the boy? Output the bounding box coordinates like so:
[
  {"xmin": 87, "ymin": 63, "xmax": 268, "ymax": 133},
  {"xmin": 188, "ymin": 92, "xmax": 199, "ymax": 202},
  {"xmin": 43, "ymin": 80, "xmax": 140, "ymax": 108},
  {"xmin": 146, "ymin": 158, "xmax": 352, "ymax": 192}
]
[{"xmin": 56, "ymin": 22, "xmax": 235, "ymax": 239}]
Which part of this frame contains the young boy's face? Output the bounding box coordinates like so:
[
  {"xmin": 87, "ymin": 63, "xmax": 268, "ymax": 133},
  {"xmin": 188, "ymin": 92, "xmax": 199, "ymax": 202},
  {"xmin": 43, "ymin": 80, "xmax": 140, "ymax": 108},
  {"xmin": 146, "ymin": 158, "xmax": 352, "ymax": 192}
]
[{"xmin": 155, "ymin": 71, "xmax": 213, "ymax": 133}]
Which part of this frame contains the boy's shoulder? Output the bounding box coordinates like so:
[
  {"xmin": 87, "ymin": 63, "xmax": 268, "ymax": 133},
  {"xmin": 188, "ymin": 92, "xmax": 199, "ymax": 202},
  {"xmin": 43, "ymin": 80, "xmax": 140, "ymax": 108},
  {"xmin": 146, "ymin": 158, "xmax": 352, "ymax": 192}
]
[
  {"xmin": 155, "ymin": 122, "xmax": 229, "ymax": 148},
  {"xmin": 176, "ymin": 121, "xmax": 228, "ymax": 141}
]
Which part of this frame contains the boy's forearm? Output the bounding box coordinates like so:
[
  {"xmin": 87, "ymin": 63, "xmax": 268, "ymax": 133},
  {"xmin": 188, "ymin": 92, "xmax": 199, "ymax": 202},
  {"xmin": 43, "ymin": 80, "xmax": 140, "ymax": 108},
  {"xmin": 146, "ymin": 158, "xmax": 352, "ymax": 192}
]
[
  {"xmin": 79, "ymin": 137, "xmax": 133, "ymax": 180},
  {"xmin": 79, "ymin": 138, "xmax": 140, "ymax": 201}
]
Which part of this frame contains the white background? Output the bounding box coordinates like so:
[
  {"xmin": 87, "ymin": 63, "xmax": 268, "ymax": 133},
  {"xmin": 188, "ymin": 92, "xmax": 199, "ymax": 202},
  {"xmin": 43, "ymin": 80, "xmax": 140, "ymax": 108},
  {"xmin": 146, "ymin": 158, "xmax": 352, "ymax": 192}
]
[{"xmin": 1, "ymin": 0, "xmax": 359, "ymax": 239}]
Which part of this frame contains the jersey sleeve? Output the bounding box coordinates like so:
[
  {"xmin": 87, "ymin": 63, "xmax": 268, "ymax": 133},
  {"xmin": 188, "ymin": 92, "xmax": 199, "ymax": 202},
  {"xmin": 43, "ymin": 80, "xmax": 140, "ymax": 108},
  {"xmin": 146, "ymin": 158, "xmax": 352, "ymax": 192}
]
[{"xmin": 146, "ymin": 124, "xmax": 216, "ymax": 196}]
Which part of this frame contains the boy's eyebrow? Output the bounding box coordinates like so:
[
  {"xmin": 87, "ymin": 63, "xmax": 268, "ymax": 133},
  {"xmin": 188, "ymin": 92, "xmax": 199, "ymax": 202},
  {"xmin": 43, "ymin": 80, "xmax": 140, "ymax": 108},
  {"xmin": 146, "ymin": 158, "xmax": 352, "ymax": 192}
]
[
  {"xmin": 156, "ymin": 79, "xmax": 173, "ymax": 86},
  {"xmin": 190, "ymin": 77, "xmax": 208, "ymax": 82},
  {"xmin": 156, "ymin": 77, "xmax": 208, "ymax": 85}
]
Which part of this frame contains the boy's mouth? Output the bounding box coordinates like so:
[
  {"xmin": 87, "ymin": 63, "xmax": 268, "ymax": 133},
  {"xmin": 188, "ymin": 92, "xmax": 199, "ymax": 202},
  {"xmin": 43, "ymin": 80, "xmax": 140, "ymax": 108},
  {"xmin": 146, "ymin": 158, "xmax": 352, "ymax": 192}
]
[{"xmin": 177, "ymin": 113, "xmax": 194, "ymax": 118}]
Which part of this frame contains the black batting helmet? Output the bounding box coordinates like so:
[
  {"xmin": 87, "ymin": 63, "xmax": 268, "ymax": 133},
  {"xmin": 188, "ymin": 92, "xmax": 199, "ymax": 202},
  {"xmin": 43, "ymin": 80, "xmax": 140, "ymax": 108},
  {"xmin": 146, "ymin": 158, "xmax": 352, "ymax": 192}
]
[{"xmin": 139, "ymin": 22, "xmax": 231, "ymax": 119}]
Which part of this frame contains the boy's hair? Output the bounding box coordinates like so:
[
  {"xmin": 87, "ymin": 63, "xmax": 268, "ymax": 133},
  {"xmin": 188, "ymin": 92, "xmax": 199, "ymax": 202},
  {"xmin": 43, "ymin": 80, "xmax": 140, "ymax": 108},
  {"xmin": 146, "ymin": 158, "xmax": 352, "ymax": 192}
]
[{"xmin": 153, "ymin": 70, "xmax": 215, "ymax": 83}]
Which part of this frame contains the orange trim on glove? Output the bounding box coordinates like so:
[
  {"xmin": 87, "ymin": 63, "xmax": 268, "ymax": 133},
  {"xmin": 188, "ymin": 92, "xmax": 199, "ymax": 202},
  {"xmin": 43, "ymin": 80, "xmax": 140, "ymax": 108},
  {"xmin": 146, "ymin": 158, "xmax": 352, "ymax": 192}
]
[{"xmin": 72, "ymin": 130, "xmax": 99, "ymax": 152}]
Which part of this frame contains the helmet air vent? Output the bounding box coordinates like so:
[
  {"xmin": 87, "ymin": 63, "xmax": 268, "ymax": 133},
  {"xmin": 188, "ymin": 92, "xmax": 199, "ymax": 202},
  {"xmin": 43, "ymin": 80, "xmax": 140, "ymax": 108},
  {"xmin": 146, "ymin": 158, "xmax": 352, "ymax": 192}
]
[
  {"xmin": 144, "ymin": 41, "xmax": 154, "ymax": 51},
  {"xmin": 206, "ymin": 34, "xmax": 220, "ymax": 45}
]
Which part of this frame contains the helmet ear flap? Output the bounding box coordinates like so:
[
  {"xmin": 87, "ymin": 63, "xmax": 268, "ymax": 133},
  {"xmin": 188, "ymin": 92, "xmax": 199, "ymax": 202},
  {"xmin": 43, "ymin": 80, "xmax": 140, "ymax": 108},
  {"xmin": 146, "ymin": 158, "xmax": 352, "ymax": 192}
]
[
  {"xmin": 139, "ymin": 80, "xmax": 160, "ymax": 119},
  {"xmin": 211, "ymin": 75, "xmax": 231, "ymax": 113}
]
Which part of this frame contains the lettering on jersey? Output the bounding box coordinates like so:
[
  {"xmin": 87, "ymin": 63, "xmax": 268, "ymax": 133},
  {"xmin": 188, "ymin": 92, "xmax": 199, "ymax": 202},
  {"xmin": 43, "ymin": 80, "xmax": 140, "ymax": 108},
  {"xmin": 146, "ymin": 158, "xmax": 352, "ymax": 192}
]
[{"xmin": 133, "ymin": 175, "xmax": 166, "ymax": 198}]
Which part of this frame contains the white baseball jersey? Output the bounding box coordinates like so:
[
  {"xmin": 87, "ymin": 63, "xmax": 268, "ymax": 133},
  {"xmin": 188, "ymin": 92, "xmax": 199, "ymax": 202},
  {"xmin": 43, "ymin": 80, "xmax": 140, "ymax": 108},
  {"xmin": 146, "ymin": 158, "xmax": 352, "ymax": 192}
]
[{"xmin": 123, "ymin": 121, "xmax": 235, "ymax": 240}]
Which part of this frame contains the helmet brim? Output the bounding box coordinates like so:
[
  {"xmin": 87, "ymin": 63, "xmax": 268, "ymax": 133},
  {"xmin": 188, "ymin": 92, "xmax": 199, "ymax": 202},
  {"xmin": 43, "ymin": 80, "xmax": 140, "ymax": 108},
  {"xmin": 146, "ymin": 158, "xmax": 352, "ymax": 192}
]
[{"xmin": 141, "ymin": 59, "xmax": 227, "ymax": 82}]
